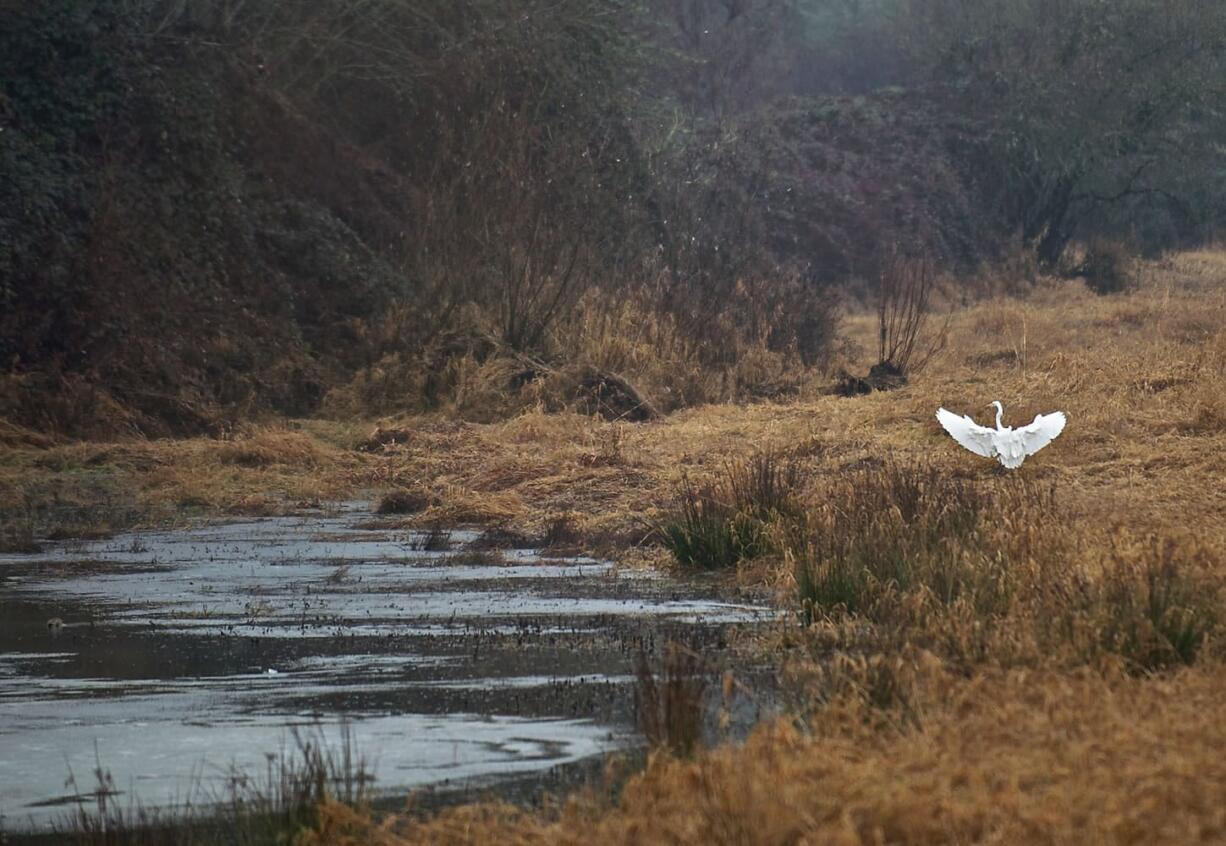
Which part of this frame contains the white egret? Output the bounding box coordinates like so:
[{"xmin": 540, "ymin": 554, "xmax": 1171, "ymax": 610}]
[{"xmin": 936, "ymin": 401, "xmax": 1066, "ymax": 469}]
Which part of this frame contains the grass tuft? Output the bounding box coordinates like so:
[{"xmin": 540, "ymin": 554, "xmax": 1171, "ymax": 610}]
[
  {"xmin": 51, "ymin": 725, "xmax": 373, "ymax": 846},
  {"xmin": 1097, "ymin": 539, "xmax": 1218, "ymax": 672},
  {"xmin": 791, "ymin": 460, "xmax": 1037, "ymax": 624},
  {"xmin": 656, "ymin": 480, "xmax": 766, "ymax": 570},
  {"xmin": 376, "ymin": 488, "xmax": 432, "ymax": 515},
  {"xmin": 634, "ymin": 643, "xmax": 709, "ymax": 758},
  {"xmin": 410, "ymin": 524, "xmax": 452, "ymax": 552},
  {"xmin": 656, "ymin": 451, "xmax": 804, "ymax": 570}
]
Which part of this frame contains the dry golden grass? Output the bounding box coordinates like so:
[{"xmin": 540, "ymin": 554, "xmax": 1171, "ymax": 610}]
[
  {"xmin": 328, "ymin": 250, "xmax": 1226, "ymax": 560},
  {"xmin": 295, "ymin": 251, "xmax": 1223, "ymax": 844},
  {"xmin": 4, "ymin": 252, "xmax": 1226, "ymax": 842},
  {"xmin": 6, "ymin": 251, "xmax": 1221, "ymax": 551},
  {"xmin": 302, "ymin": 664, "xmax": 1226, "ymax": 845},
  {"xmin": 0, "ymin": 422, "xmax": 367, "ymax": 536}
]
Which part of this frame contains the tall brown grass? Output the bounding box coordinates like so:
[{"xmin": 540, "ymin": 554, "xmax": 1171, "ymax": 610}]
[
  {"xmin": 321, "ymin": 279, "xmax": 833, "ymax": 424},
  {"xmin": 5, "ymin": 252, "xmax": 1226, "ymax": 844},
  {"xmin": 298, "ymin": 666, "xmax": 1226, "ymax": 845},
  {"xmin": 634, "ymin": 643, "xmax": 710, "ymax": 758}
]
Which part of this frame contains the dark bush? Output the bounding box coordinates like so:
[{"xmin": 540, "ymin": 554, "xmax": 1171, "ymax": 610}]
[
  {"xmin": 376, "ymin": 489, "xmax": 432, "ymax": 515},
  {"xmin": 1077, "ymin": 239, "xmax": 1138, "ymax": 296}
]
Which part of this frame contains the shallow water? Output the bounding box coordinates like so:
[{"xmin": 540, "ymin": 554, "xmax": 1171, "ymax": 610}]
[{"xmin": 0, "ymin": 505, "xmax": 769, "ymax": 830}]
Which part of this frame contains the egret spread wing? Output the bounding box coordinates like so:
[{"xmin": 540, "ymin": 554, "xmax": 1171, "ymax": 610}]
[
  {"xmin": 1018, "ymin": 411, "xmax": 1066, "ymax": 456},
  {"xmin": 936, "ymin": 408, "xmax": 996, "ymax": 458}
]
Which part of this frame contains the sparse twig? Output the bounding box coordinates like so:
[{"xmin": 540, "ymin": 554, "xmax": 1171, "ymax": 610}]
[{"xmin": 877, "ymin": 251, "xmax": 948, "ymax": 375}]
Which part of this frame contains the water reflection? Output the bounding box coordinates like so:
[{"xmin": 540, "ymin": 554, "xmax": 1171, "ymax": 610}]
[{"xmin": 0, "ymin": 505, "xmax": 766, "ymax": 829}]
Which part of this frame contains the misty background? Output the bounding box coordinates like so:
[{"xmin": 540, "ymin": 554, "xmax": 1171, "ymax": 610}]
[{"xmin": 2, "ymin": 0, "xmax": 1223, "ymax": 436}]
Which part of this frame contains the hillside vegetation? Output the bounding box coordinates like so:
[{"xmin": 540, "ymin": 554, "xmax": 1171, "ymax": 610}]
[{"xmin": 3, "ymin": 0, "xmax": 1224, "ymax": 437}]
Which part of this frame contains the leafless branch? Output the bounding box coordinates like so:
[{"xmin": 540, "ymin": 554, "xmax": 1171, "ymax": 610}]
[{"xmin": 877, "ymin": 252, "xmax": 947, "ymax": 375}]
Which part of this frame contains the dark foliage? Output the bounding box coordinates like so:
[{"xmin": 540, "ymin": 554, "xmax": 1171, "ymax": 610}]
[
  {"xmin": 1072, "ymin": 239, "xmax": 1138, "ymax": 296},
  {"xmin": 3, "ymin": 0, "xmax": 1222, "ymax": 435},
  {"xmin": 0, "ymin": 0, "xmax": 653, "ymax": 435}
]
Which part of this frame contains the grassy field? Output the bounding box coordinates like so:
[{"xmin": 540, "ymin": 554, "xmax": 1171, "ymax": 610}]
[
  {"xmin": 4, "ymin": 250, "xmax": 1226, "ymax": 843},
  {"xmin": 6, "ymin": 251, "xmax": 1223, "ymax": 553}
]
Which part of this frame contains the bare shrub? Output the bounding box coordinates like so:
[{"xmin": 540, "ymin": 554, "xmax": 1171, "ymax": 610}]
[
  {"xmin": 877, "ymin": 252, "xmax": 948, "ymax": 376},
  {"xmin": 411, "ymin": 106, "xmax": 603, "ymax": 356}
]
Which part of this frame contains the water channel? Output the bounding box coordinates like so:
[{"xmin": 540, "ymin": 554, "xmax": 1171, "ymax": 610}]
[{"xmin": 0, "ymin": 503, "xmax": 770, "ymax": 831}]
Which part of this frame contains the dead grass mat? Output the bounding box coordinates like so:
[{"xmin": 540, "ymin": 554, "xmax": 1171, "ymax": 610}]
[
  {"xmin": 302, "ymin": 664, "xmax": 1226, "ymax": 845},
  {"xmin": 3, "ymin": 251, "xmax": 1224, "ymax": 551}
]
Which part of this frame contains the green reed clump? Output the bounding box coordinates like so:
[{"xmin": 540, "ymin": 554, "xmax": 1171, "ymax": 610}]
[
  {"xmin": 657, "ymin": 451, "xmax": 805, "ymax": 570},
  {"xmin": 1096, "ymin": 539, "xmax": 1218, "ymax": 672},
  {"xmin": 792, "ymin": 460, "xmax": 1053, "ymax": 625}
]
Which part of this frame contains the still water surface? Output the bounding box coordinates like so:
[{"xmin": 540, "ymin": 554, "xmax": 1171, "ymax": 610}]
[{"xmin": 0, "ymin": 504, "xmax": 766, "ymax": 830}]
